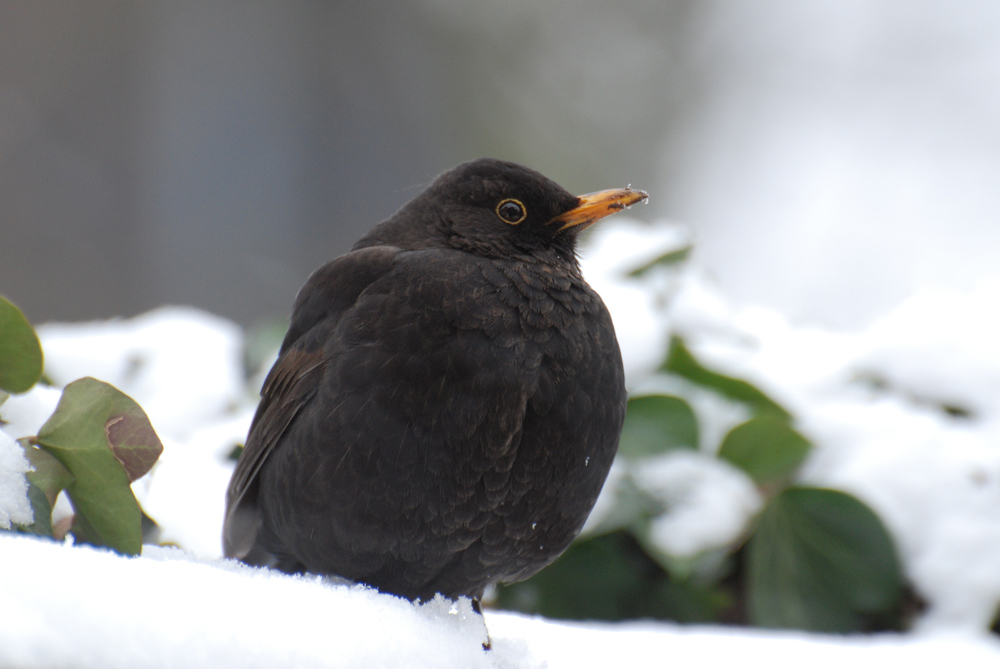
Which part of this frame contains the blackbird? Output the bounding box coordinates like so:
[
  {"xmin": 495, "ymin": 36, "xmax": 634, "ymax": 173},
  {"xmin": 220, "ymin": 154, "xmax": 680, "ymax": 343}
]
[{"xmin": 223, "ymin": 158, "xmax": 647, "ymax": 603}]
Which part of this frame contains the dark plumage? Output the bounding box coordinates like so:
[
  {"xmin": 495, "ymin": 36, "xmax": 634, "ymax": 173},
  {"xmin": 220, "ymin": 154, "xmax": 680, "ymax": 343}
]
[{"xmin": 223, "ymin": 158, "xmax": 646, "ymax": 602}]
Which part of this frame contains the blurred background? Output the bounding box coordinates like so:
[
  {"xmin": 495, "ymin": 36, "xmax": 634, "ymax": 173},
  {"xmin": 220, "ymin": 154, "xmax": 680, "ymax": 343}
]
[{"xmin": 3, "ymin": 0, "xmax": 1000, "ymax": 330}]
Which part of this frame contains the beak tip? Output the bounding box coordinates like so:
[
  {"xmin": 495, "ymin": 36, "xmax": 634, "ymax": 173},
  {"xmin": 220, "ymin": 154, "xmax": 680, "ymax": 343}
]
[
  {"xmin": 553, "ymin": 185, "xmax": 650, "ymax": 231},
  {"xmin": 624, "ymin": 188, "xmax": 650, "ymax": 207}
]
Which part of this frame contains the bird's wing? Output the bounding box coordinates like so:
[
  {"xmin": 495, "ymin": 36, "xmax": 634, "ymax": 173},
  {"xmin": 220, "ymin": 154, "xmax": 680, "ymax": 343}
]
[{"xmin": 222, "ymin": 245, "xmax": 399, "ymax": 559}]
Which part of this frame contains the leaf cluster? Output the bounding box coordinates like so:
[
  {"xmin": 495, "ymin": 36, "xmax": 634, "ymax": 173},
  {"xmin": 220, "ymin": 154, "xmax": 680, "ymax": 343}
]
[{"xmin": 0, "ymin": 296, "xmax": 163, "ymax": 555}]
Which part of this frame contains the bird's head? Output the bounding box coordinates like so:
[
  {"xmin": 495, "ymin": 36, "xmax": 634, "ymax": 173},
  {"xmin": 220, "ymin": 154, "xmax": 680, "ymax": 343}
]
[{"xmin": 358, "ymin": 158, "xmax": 648, "ymax": 263}]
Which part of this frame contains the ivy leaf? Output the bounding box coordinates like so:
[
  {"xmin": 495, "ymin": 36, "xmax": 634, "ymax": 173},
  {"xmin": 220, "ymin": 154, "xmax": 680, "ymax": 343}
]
[
  {"xmin": 34, "ymin": 377, "xmax": 163, "ymax": 556},
  {"xmin": 17, "ymin": 443, "xmax": 75, "ymax": 538},
  {"xmin": 618, "ymin": 395, "xmax": 699, "ymax": 458},
  {"xmin": 747, "ymin": 487, "xmax": 904, "ymax": 632},
  {"xmin": 104, "ymin": 408, "xmax": 164, "ymax": 481},
  {"xmin": 495, "ymin": 530, "xmax": 727, "ymax": 623},
  {"xmin": 20, "ymin": 440, "xmax": 75, "ymax": 507},
  {"xmin": 718, "ymin": 416, "xmax": 811, "ymax": 486},
  {"xmin": 7, "ymin": 483, "xmax": 51, "ymax": 537},
  {"xmin": 661, "ymin": 335, "xmax": 789, "ymax": 419},
  {"xmin": 0, "ymin": 295, "xmax": 43, "ymax": 394}
]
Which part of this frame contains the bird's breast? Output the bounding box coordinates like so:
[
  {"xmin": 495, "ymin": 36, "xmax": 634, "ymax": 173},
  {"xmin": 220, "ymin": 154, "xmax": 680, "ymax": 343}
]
[{"xmin": 472, "ymin": 256, "xmax": 600, "ymax": 343}]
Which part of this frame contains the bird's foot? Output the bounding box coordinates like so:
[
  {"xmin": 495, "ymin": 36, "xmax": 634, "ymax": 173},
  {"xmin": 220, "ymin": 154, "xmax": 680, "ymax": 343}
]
[{"xmin": 472, "ymin": 598, "xmax": 492, "ymax": 651}]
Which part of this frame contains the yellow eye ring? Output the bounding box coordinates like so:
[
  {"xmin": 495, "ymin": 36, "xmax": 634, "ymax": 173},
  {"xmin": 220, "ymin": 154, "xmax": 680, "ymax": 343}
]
[{"xmin": 496, "ymin": 199, "xmax": 527, "ymax": 225}]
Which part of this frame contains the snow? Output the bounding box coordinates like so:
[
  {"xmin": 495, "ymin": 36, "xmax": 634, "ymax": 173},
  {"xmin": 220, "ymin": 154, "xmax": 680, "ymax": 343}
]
[
  {"xmin": 801, "ymin": 400, "xmax": 1000, "ymax": 631},
  {"xmin": 0, "ymin": 534, "xmax": 494, "ymax": 669},
  {"xmin": 583, "ymin": 219, "xmax": 1000, "ymax": 632},
  {"xmin": 0, "ymin": 430, "xmax": 33, "ymax": 529},
  {"xmin": 631, "ymin": 451, "xmax": 763, "ymax": 559},
  {"xmin": 4, "ymin": 532, "xmax": 1000, "ymax": 669},
  {"xmin": 853, "ymin": 278, "xmax": 1000, "ymax": 419},
  {"xmin": 652, "ymin": 261, "xmax": 1000, "ymax": 631},
  {"xmin": 138, "ymin": 408, "xmax": 254, "ymax": 556},
  {"xmin": 0, "ymin": 384, "xmax": 64, "ymax": 442},
  {"xmin": 660, "ymin": 277, "xmax": 1000, "ymax": 630},
  {"xmin": 37, "ymin": 306, "xmax": 247, "ymax": 438},
  {"xmin": 491, "ymin": 614, "xmax": 1000, "ymax": 669},
  {"xmin": 3, "ymin": 218, "xmax": 1000, "ymax": 664}
]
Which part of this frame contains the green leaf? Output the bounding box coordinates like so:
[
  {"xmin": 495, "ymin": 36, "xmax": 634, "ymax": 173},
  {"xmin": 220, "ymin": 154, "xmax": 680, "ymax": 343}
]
[
  {"xmin": 7, "ymin": 440, "xmax": 68, "ymax": 538},
  {"xmin": 495, "ymin": 530, "xmax": 727, "ymax": 623},
  {"xmin": 0, "ymin": 295, "xmax": 43, "ymax": 394},
  {"xmin": 747, "ymin": 487, "xmax": 904, "ymax": 632},
  {"xmin": 627, "ymin": 244, "xmax": 693, "ymax": 277},
  {"xmin": 661, "ymin": 335, "xmax": 789, "ymax": 419},
  {"xmin": 17, "ymin": 482, "xmax": 54, "ymax": 537},
  {"xmin": 226, "ymin": 443, "xmax": 244, "ymax": 462},
  {"xmin": 34, "ymin": 377, "xmax": 164, "ymax": 556},
  {"xmin": 19, "ymin": 440, "xmax": 75, "ymax": 507},
  {"xmin": 718, "ymin": 416, "xmax": 811, "ymax": 485},
  {"xmin": 618, "ymin": 395, "xmax": 699, "ymax": 458}
]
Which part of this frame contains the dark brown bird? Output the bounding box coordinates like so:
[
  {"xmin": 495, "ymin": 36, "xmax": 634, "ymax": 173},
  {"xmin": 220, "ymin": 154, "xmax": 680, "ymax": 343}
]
[{"xmin": 223, "ymin": 158, "xmax": 646, "ymax": 603}]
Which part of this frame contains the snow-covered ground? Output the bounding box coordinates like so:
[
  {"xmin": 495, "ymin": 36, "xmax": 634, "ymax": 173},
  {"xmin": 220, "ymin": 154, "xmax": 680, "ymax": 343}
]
[
  {"xmin": 3, "ymin": 218, "xmax": 1000, "ymax": 666},
  {"xmin": 4, "ymin": 532, "xmax": 1000, "ymax": 669}
]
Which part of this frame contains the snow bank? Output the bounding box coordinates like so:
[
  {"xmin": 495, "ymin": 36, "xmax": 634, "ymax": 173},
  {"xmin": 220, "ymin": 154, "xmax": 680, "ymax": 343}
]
[
  {"xmin": 3, "ymin": 532, "xmax": 999, "ymax": 669},
  {"xmin": 0, "ymin": 534, "xmax": 495, "ymax": 669},
  {"xmin": 581, "ymin": 220, "xmax": 1000, "ymax": 631}
]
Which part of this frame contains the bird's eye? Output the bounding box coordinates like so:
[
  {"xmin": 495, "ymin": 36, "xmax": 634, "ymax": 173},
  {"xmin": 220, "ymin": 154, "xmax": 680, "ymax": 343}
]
[{"xmin": 496, "ymin": 199, "xmax": 527, "ymax": 225}]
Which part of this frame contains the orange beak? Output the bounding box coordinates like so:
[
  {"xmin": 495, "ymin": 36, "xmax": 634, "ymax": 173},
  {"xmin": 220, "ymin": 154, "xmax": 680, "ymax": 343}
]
[{"xmin": 550, "ymin": 187, "xmax": 649, "ymax": 231}]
